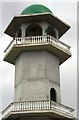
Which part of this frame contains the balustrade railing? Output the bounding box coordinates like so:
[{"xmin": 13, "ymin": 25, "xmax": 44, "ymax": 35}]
[
  {"xmin": 2, "ymin": 100, "xmax": 74, "ymax": 118},
  {"xmin": 4, "ymin": 35, "xmax": 71, "ymax": 54}
]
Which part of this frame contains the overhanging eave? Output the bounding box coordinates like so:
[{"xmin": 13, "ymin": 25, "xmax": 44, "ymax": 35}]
[{"xmin": 4, "ymin": 13, "xmax": 70, "ymax": 38}]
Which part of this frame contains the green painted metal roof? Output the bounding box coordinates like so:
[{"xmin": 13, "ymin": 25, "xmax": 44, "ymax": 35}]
[{"xmin": 21, "ymin": 4, "xmax": 52, "ymax": 15}]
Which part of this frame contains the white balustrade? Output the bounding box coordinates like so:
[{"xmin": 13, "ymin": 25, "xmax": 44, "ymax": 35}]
[
  {"xmin": 4, "ymin": 35, "xmax": 70, "ymax": 54},
  {"xmin": 2, "ymin": 100, "xmax": 74, "ymax": 119}
]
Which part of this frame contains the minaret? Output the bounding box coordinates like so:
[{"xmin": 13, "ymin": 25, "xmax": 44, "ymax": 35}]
[{"xmin": 2, "ymin": 4, "xmax": 75, "ymax": 120}]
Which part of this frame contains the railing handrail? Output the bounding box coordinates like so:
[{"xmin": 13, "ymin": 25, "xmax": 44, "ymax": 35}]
[
  {"xmin": 2, "ymin": 100, "xmax": 74, "ymax": 118},
  {"xmin": 4, "ymin": 35, "xmax": 71, "ymax": 54}
]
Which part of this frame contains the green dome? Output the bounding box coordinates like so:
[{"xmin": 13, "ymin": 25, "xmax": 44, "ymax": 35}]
[{"xmin": 21, "ymin": 4, "xmax": 52, "ymax": 15}]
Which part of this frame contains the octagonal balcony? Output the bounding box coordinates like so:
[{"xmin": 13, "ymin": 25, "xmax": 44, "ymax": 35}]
[
  {"xmin": 2, "ymin": 100, "xmax": 74, "ymax": 120},
  {"xmin": 4, "ymin": 35, "xmax": 71, "ymax": 65}
]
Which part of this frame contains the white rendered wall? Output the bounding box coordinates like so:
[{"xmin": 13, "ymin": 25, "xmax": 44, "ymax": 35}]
[{"xmin": 14, "ymin": 51, "xmax": 61, "ymax": 103}]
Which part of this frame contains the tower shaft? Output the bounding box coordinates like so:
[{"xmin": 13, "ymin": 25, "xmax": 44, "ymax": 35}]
[{"xmin": 15, "ymin": 51, "xmax": 60, "ymax": 103}]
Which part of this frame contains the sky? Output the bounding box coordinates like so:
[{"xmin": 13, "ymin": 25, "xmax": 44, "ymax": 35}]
[{"xmin": 0, "ymin": 0, "xmax": 78, "ymax": 119}]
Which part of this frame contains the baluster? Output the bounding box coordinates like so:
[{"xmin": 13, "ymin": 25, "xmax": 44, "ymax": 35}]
[
  {"xmin": 16, "ymin": 102, "xmax": 18, "ymax": 111},
  {"xmin": 44, "ymin": 36, "xmax": 46, "ymax": 42},
  {"xmin": 41, "ymin": 101, "xmax": 43, "ymax": 109},
  {"xmin": 41, "ymin": 101, "xmax": 42, "ymax": 109},
  {"xmin": 19, "ymin": 102, "xmax": 20, "ymax": 110},
  {"xmin": 30, "ymin": 102, "xmax": 32, "ymax": 110},
  {"xmin": 20, "ymin": 37, "xmax": 22, "ymax": 43},
  {"xmin": 35, "ymin": 37, "xmax": 36, "ymax": 43},
  {"xmin": 32, "ymin": 37, "xmax": 33, "ymax": 43},
  {"xmin": 20, "ymin": 102, "xmax": 22, "ymax": 110},
  {"xmin": 29, "ymin": 102, "xmax": 32, "ymax": 110},
  {"xmin": 18, "ymin": 38, "xmax": 19, "ymax": 44},
  {"xmin": 32, "ymin": 102, "xmax": 34, "ymax": 110},
  {"xmin": 46, "ymin": 101, "xmax": 47, "ymax": 109},
  {"xmin": 23, "ymin": 102, "xmax": 24, "ymax": 110},
  {"xmin": 37, "ymin": 101, "xmax": 38, "ymax": 110},
  {"xmin": 23, "ymin": 102, "xmax": 25, "ymax": 110},
  {"xmin": 46, "ymin": 36, "xmax": 48, "ymax": 42},
  {"xmin": 14, "ymin": 103, "xmax": 16, "ymax": 111},
  {"xmin": 18, "ymin": 38, "xmax": 19, "ymax": 43},
  {"xmin": 31, "ymin": 101, "xmax": 33, "ymax": 110},
  {"xmin": 37, "ymin": 102, "xmax": 39, "ymax": 109},
  {"xmin": 40, "ymin": 36, "xmax": 41, "ymax": 43},
  {"xmin": 49, "ymin": 100, "xmax": 51, "ymax": 109},
  {"xmin": 45, "ymin": 101, "xmax": 47, "ymax": 109},
  {"xmin": 24, "ymin": 102, "xmax": 25, "ymax": 110},
  {"xmin": 26, "ymin": 102, "xmax": 28, "ymax": 110},
  {"xmin": 17, "ymin": 38, "xmax": 18, "ymax": 44},
  {"xmin": 39, "ymin": 101, "xmax": 41, "ymax": 109},
  {"xmin": 38, "ymin": 101, "xmax": 39, "ymax": 110},
  {"xmin": 39, "ymin": 36, "xmax": 41, "ymax": 43},
  {"xmin": 25, "ymin": 102, "xmax": 26, "ymax": 110},
  {"xmin": 46, "ymin": 36, "xmax": 47, "ymax": 42},
  {"xmin": 42, "ymin": 101, "xmax": 44, "ymax": 109},
  {"xmin": 33, "ymin": 102, "xmax": 35, "ymax": 110},
  {"xmin": 46, "ymin": 101, "xmax": 48, "ymax": 109},
  {"xmin": 37, "ymin": 36, "xmax": 38, "ymax": 43},
  {"xmin": 39, "ymin": 101, "xmax": 40, "ymax": 109},
  {"xmin": 49, "ymin": 36, "xmax": 52, "ymax": 43},
  {"xmin": 35, "ymin": 102, "xmax": 36, "ymax": 110},
  {"xmin": 13, "ymin": 103, "xmax": 15, "ymax": 111},
  {"xmin": 48, "ymin": 35, "xmax": 50, "ymax": 43},
  {"xmin": 25, "ymin": 102, "xmax": 27, "ymax": 110},
  {"xmin": 32, "ymin": 37, "xmax": 34, "ymax": 43}
]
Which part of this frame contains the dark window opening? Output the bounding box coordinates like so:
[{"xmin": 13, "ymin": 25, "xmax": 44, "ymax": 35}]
[
  {"xmin": 46, "ymin": 26, "xmax": 56, "ymax": 38},
  {"xmin": 17, "ymin": 28, "xmax": 22, "ymax": 37},
  {"xmin": 25, "ymin": 24, "xmax": 42, "ymax": 37},
  {"xmin": 50, "ymin": 88, "xmax": 56, "ymax": 102}
]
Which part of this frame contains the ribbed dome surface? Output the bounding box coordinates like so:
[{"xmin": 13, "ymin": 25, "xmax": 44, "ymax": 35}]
[{"xmin": 21, "ymin": 4, "xmax": 52, "ymax": 15}]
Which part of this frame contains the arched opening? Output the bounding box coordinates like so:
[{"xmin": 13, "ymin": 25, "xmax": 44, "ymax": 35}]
[
  {"xmin": 50, "ymin": 88, "xmax": 56, "ymax": 102},
  {"xmin": 25, "ymin": 24, "xmax": 42, "ymax": 37},
  {"xmin": 46, "ymin": 26, "xmax": 56, "ymax": 38},
  {"xmin": 17, "ymin": 28, "xmax": 22, "ymax": 37}
]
